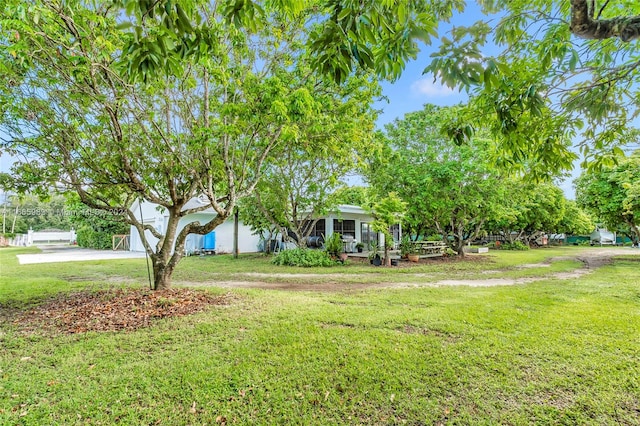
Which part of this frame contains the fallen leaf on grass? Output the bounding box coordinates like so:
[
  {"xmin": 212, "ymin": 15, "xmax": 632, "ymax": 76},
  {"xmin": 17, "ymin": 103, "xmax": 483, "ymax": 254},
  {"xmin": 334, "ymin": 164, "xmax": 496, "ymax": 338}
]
[{"xmin": 9, "ymin": 289, "xmax": 231, "ymax": 335}]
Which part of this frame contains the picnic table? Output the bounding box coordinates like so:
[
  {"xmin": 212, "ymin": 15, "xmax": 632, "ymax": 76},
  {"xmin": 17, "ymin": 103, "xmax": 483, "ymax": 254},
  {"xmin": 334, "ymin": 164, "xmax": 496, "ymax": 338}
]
[{"xmin": 410, "ymin": 240, "xmax": 446, "ymax": 257}]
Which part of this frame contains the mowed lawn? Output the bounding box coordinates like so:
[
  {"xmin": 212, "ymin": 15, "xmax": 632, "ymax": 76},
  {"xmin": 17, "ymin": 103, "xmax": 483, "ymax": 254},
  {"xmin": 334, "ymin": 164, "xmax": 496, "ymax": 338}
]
[{"xmin": 1, "ymin": 247, "xmax": 639, "ymax": 425}]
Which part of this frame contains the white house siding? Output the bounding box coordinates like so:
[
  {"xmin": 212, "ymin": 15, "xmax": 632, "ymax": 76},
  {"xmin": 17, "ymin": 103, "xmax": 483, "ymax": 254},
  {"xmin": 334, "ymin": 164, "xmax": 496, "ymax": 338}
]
[
  {"xmin": 322, "ymin": 205, "xmax": 386, "ymax": 249},
  {"xmin": 130, "ymin": 201, "xmax": 383, "ymax": 254},
  {"xmin": 210, "ymin": 220, "xmax": 261, "ymax": 254},
  {"xmin": 129, "ymin": 202, "xmax": 261, "ymax": 254},
  {"xmin": 129, "ymin": 200, "xmax": 164, "ymax": 253}
]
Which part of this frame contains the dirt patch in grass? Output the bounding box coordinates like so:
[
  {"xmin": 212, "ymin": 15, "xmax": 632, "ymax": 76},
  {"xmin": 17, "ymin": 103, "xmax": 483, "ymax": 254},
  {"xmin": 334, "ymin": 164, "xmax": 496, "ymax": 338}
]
[
  {"xmin": 3, "ymin": 288, "xmax": 231, "ymax": 335},
  {"xmin": 348, "ymin": 253, "xmax": 491, "ymax": 267},
  {"xmin": 190, "ymin": 280, "xmax": 390, "ymax": 292},
  {"xmin": 182, "ymin": 249, "xmax": 640, "ymax": 291}
]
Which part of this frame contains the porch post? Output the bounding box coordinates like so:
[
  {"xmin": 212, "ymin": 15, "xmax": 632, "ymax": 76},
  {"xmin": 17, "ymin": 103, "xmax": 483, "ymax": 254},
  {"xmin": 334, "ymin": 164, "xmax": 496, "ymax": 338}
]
[{"xmin": 326, "ymin": 215, "xmax": 334, "ymax": 237}]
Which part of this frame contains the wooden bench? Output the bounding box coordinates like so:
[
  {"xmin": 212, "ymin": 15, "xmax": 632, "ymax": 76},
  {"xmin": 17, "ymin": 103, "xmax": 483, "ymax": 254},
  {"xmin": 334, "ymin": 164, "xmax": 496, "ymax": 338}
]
[{"xmin": 410, "ymin": 241, "xmax": 446, "ymax": 257}]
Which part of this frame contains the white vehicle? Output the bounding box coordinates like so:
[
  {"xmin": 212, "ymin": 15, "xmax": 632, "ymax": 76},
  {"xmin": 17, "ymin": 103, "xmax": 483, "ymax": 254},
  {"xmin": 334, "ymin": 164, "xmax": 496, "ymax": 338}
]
[{"xmin": 590, "ymin": 226, "xmax": 616, "ymax": 246}]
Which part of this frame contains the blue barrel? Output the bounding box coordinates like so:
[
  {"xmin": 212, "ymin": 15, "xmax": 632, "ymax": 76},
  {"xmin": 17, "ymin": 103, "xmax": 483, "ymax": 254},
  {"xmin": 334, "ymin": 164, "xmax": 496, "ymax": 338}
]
[{"xmin": 203, "ymin": 231, "xmax": 216, "ymax": 250}]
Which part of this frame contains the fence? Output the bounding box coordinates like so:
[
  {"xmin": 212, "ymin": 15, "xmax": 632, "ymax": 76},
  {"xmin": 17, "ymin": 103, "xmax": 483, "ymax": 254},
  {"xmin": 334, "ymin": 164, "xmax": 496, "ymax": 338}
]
[{"xmin": 8, "ymin": 229, "xmax": 76, "ymax": 246}]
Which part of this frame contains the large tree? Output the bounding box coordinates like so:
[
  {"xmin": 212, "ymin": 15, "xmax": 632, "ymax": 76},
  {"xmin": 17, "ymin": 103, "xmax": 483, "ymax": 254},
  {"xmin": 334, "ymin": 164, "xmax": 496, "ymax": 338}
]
[
  {"xmin": 486, "ymin": 180, "xmax": 594, "ymax": 243},
  {"xmin": 0, "ymin": 1, "xmax": 373, "ymax": 289},
  {"xmin": 511, "ymin": 183, "xmax": 567, "ymax": 245},
  {"xmin": 241, "ymin": 76, "xmax": 378, "ymax": 247},
  {"xmin": 557, "ymin": 200, "xmax": 594, "ymax": 237},
  {"xmin": 575, "ymin": 152, "xmax": 640, "ymax": 244},
  {"xmin": 246, "ymin": 152, "xmax": 353, "ymax": 248},
  {"xmin": 329, "ymin": 186, "xmax": 369, "ymax": 207},
  {"xmin": 569, "ymin": 0, "xmax": 640, "ymax": 41},
  {"xmin": 367, "ymin": 104, "xmax": 506, "ymax": 257}
]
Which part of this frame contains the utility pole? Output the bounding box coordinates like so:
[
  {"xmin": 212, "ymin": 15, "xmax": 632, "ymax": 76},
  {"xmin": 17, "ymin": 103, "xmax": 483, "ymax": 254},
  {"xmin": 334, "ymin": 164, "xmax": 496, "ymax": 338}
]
[
  {"xmin": 2, "ymin": 192, "xmax": 6, "ymax": 234},
  {"xmin": 233, "ymin": 206, "xmax": 239, "ymax": 259}
]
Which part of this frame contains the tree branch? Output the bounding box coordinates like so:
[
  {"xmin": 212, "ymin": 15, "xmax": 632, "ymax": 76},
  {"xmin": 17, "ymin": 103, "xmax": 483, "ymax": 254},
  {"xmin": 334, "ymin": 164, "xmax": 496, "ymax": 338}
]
[{"xmin": 571, "ymin": 0, "xmax": 640, "ymax": 41}]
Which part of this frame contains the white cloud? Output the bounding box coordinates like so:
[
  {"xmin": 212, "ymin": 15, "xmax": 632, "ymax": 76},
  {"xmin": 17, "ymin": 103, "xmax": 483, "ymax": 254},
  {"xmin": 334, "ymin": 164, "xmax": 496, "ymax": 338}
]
[{"xmin": 410, "ymin": 78, "xmax": 456, "ymax": 98}]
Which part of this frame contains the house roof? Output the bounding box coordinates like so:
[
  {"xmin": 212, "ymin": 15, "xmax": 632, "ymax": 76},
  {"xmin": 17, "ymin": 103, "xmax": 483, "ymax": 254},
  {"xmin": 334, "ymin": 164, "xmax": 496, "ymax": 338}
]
[
  {"xmin": 182, "ymin": 195, "xmax": 214, "ymax": 212},
  {"xmin": 136, "ymin": 198, "xmax": 371, "ymax": 218},
  {"xmin": 331, "ymin": 204, "xmax": 370, "ymax": 215}
]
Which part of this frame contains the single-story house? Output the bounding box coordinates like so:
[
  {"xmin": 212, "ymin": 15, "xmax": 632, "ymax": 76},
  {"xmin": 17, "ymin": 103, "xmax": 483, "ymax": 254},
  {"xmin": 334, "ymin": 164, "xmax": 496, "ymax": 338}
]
[
  {"xmin": 303, "ymin": 204, "xmax": 387, "ymax": 251},
  {"xmin": 129, "ymin": 199, "xmax": 383, "ymax": 255},
  {"xmin": 129, "ymin": 197, "xmax": 260, "ymax": 255}
]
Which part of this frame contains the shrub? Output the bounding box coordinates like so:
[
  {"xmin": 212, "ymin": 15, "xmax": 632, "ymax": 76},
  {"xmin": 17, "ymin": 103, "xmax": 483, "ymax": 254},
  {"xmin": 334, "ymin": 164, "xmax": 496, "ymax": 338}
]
[
  {"xmin": 444, "ymin": 247, "xmax": 457, "ymax": 256},
  {"xmin": 272, "ymin": 248, "xmax": 335, "ymax": 267},
  {"xmin": 76, "ymin": 225, "xmax": 112, "ymax": 249},
  {"xmin": 76, "ymin": 226, "xmax": 94, "ymax": 248},
  {"xmin": 324, "ymin": 232, "xmax": 343, "ymax": 256},
  {"xmin": 500, "ymin": 241, "xmax": 529, "ymax": 251},
  {"xmin": 399, "ymin": 235, "xmax": 412, "ymax": 257}
]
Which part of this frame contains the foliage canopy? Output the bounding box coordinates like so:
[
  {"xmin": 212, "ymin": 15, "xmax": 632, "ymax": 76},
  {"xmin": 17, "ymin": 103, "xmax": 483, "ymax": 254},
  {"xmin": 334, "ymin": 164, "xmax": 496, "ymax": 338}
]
[{"xmin": 0, "ymin": 0, "xmax": 377, "ymax": 288}]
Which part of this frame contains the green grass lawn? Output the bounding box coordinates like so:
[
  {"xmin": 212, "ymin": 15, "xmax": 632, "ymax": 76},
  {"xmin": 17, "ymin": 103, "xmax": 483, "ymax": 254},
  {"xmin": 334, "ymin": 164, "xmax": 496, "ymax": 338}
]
[
  {"xmin": 1, "ymin": 246, "xmax": 586, "ymax": 298},
  {"xmin": 1, "ymin": 247, "xmax": 639, "ymax": 424}
]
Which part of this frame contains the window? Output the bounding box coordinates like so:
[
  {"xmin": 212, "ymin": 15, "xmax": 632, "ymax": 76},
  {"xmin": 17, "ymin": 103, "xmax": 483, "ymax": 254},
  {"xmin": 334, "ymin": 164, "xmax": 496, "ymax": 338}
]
[
  {"xmin": 307, "ymin": 219, "xmax": 325, "ymax": 238},
  {"xmin": 360, "ymin": 222, "xmax": 378, "ymax": 249},
  {"xmin": 334, "ymin": 219, "xmax": 355, "ymax": 238},
  {"xmin": 390, "ymin": 224, "xmax": 401, "ymax": 244}
]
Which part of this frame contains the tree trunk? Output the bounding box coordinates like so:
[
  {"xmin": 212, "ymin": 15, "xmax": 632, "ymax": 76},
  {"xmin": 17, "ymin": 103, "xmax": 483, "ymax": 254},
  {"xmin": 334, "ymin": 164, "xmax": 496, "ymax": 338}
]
[
  {"xmin": 453, "ymin": 226, "xmax": 466, "ymax": 257},
  {"xmin": 148, "ymin": 209, "xmax": 183, "ymax": 290},
  {"xmin": 233, "ymin": 207, "xmax": 239, "ymax": 259},
  {"xmin": 11, "ymin": 206, "xmax": 18, "ymax": 233},
  {"xmin": 152, "ymin": 258, "xmax": 175, "ymax": 290},
  {"xmin": 626, "ymin": 221, "xmax": 640, "ymax": 246}
]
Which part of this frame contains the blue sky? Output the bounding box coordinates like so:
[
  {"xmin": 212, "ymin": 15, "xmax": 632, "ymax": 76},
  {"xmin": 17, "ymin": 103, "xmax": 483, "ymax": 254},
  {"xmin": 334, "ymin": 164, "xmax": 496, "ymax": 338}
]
[
  {"xmin": 375, "ymin": 58, "xmax": 466, "ymax": 128},
  {"xmin": 375, "ymin": 35, "xmax": 469, "ymax": 127},
  {"xmin": 0, "ymin": 144, "xmax": 14, "ymax": 175}
]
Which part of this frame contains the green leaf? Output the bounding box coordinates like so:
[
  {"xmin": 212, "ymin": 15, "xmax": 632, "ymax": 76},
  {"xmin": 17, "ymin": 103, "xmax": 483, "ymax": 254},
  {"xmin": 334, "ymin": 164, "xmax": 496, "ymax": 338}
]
[{"xmin": 116, "ymin": 22, "xmax": 133, "ymax": 30}]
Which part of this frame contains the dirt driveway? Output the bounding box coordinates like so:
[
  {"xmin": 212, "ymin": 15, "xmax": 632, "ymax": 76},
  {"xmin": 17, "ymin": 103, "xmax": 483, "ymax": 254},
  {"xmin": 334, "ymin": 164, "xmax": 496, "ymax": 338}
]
[{"xmin": 182, "ymin": 247, "xmax": 640, "ymax": 291}]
